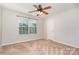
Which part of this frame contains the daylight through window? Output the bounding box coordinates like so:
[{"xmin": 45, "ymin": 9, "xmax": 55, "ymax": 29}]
[{"xmin": 19, "ymin": 17, "xmax": 37, "ymax": 35}]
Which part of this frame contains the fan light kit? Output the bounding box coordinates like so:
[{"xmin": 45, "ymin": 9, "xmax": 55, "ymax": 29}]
[{"xmin": 29, "ymin": 5, "xmax": 52, "ymax": 16}]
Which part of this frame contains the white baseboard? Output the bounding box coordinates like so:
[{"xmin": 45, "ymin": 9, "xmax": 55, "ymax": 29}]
[{"xmin": 1, "ymin": 39, "xmax": 41, "ymax": 46}]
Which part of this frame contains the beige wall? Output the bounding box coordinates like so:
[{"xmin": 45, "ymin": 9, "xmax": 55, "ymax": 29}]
[
  {"xmin": 2, "ymin": 8, "xmax": 44, "ymax": 46},
  {"xmin": 0, "ymin": 7, "xmax": 2, "ymax": 46},
  {"xmin": 45, "ymin": 7, "xmax": 79, "ymax": 48}
]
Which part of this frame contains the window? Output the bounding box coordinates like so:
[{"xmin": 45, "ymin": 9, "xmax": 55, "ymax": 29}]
[
  {"xmin": 19, "ymin": 17, "xmax": 37, "ymax": 35},
  {"xmin": 29, "ymin": 19, "xmax": 37, "ymax": 34}
]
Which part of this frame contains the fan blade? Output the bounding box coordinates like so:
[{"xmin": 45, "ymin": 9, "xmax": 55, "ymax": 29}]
[
  {"xmin": 43, "ymin": 6, "xmax": 51, "ymax": 10},
  {"xmin": 42, "ymin": 11, "xmax": 48, "ymax": 15},
  {"xmin": 29, "ymin": 10, "xmax": 38, "ymax": 13},
  {"xmin": 33, "ymin": 5, "xmax": 38, "ymax": 8}
]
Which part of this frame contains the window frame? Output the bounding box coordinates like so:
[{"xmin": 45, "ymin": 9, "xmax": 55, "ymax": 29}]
[{"xmin": 18, "ymin": 17, "xmax": 37, "ymax": 35}]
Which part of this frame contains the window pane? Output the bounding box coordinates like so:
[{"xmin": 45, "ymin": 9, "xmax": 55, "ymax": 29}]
[
  {"xmin": 28, "ymin": 19, "xmax": 37, "ymax": 34},
  {"xmin": 19, "ymin": 18, "xmax": 28, "ymax": 35}
]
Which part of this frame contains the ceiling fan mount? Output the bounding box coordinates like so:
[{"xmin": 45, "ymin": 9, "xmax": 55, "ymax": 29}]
[{"xmin": 29, "ymin": 4, "xmax": 52, "ymax": 16}]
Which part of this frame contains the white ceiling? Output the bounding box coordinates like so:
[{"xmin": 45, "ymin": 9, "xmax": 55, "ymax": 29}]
[{"xmin": 0, "ymin": 3, "xmax": 79, "ymax": 19}]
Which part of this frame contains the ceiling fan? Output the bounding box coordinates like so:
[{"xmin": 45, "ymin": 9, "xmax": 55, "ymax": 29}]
[{"xmin": 29, "ymin": 5, "xmax": 52, "ymax": 16}]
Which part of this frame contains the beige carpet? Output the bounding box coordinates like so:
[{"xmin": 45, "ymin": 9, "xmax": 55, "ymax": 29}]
[{"xmin": 0, "ymin": 39, "xmax": 79, "ymax": 55}]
